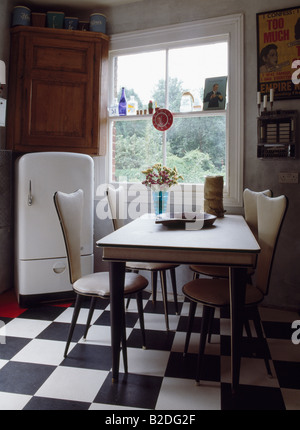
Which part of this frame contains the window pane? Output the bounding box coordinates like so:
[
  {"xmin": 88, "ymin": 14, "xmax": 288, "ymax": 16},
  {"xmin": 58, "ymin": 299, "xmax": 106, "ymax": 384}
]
[
  {"xmin": 115, "ymin": 51, "xmax": 166, "ymax": 109},
  {"xmin": 166, "ymin": 116, "xmax": 226, "ymax": 183},
  {"xmin": 113, "ymin": 120, "xmax": 164, "ymax": 182},
  {"xmin": 168, "ymin": 43, "xmax": 228, "ymax": 111}
]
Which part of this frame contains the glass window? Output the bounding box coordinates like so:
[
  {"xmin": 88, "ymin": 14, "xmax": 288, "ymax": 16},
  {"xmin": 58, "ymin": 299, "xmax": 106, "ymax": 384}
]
[
  {"xmin": 102, "ymin": 15, "xmax": 244, "ymax": 208},
  {"xmin": 110, "ymin": 42, "xmax": 227, "ymax": 184}
]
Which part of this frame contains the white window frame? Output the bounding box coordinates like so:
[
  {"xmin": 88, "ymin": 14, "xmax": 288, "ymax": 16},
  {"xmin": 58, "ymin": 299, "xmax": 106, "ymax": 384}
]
[{"xmin": 103, "ymin": 14, "xmax": 244, "ymax": 209}]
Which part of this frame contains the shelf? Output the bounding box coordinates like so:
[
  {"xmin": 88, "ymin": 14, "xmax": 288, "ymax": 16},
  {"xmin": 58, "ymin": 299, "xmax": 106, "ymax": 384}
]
[
  {"xmin": 109, "ymin": 109, "xmax": 227, "ymax": 121},
  {"xmin": 257, "ymin": 110, "xmax": 297, "ymax": 159}
]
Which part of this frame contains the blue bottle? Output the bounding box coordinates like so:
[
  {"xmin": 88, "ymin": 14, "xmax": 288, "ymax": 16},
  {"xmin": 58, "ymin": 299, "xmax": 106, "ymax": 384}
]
[{"xmin": 118, "ymin": 87, "xmax": 127, "ymax": 116}]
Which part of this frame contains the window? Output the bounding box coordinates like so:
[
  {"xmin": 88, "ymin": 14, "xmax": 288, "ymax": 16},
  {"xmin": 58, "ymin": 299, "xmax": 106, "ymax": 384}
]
[{"xmin": 101, "ymin": 14, "xmax": 244, "ymax": 208}]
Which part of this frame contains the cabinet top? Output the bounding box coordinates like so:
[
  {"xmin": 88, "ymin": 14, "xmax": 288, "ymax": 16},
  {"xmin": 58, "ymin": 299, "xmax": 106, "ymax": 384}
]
[{"xmin": 10, "ymin": 25, "xmax": 109, "ymax": 42}]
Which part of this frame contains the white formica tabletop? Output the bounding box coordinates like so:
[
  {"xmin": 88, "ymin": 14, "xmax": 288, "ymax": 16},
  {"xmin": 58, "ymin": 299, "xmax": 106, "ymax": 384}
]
[{"xmin": 97, "ymin": 214, "xmax": 260, "ymax": 268}]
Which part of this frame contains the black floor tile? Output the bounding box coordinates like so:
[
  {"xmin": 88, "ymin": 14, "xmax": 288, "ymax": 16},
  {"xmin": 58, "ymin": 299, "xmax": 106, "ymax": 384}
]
[
  {"xmin": 94, "ymin": 371, "xmax": 163, "ymax": 409},
  {"xmin": 24, "ymin": 396, "xmax": 90, "ymax": 410},
  {"xmin": 0, "ymin": 336, "xmax": 32, "ymax": 360},
  {"xmin": 221, "ymin": 383, "xmax": 286, "ymax": 410},
  {"xmin": 273, "ymin": 360, "xmax": 300, "ymax": 389},
  {"xmin": 0, "ymin": 361, "xmax": 55, "ymax": 395},
  {"xmin": 61, "ymin": 343, "xmax": 113, "ymax": 371}
]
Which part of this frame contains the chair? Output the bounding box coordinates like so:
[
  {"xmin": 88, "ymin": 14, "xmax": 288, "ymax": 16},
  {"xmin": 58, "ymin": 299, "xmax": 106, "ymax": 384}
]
[
  {"xmin": 189, "ymin": 188, "xmax": 272, "ymax": 280},
  {"xmin": 106, "ymin": 185, "xmax": 179, "ymax": 331},
  {"xmin": 182, "ymin": 193, "xmax": 287, "ymax": 383},
  {"xmin": 53, "ymin": 189, "xmax": 148, "ymax": 364},
  {"xmin": 189, "ymin": 189, "xmax": 272, "ymax": 342}
]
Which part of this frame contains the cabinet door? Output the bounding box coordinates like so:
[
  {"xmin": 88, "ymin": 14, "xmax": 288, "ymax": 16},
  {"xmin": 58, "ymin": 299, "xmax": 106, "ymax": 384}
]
[
  {"xmin": 7, "ymin": 28, "xmax": 108, "ymax": 155},
  {"xmin": 23, "ymin": 35, "xmax": 96, "ymax": 153}
]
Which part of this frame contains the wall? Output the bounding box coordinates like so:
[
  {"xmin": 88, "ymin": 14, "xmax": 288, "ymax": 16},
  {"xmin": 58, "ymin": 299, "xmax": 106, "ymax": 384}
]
[
  {"xmin": 0, "ymin": 0, "xmax": 13, "ymax": 294},
  {"xmin": 100, "ymin": 0, "xmax": 300, "ymax": 311},
  {"xmin": 1, "ymin": 0, "xmax": 299, "ymax": 310}
]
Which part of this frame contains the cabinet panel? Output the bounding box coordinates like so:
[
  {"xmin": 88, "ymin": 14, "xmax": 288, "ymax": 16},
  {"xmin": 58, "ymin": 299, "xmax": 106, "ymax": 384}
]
[
  {"xmin": 30, "ymin": 80, "xmax": 87, "ymax": 138},
  {"xmin": 6, "ymin": 27, "xmax": 109, "ymax": 155}
]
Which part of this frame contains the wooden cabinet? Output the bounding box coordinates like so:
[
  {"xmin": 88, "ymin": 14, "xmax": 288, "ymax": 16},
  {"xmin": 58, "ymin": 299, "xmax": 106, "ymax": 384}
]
[{"xmin": 6, "ymin": 26, "xmax": 109, "ymax": 155}]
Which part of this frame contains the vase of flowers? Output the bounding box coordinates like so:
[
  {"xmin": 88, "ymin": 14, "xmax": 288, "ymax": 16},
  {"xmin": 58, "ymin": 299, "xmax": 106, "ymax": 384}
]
[{"xmin": 141, "ymin": 163, "xmax": 183, "ymax": 215}]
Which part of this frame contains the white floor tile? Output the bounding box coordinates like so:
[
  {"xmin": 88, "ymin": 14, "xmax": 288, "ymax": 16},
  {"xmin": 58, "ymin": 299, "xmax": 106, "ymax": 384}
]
[
  {"xmin": 142, "ymin": 313, "xmax": 179, "ymax": 331},
  {"xmin": 281, "ymin": 388, "xmax": 300, "ymax": 410},
  {"xmin": 171, "ymin": 331, "xmax": 220, "ymax": 355},
  {"xmin": 119, "ymin": 347, "xmax": 170, "ymax": 377},
  {"xmin": 0, "ymin": 318, "xmax": 51, "ymax": 339},
  {"xmin": 0, "ymin": 359, "xmax": 8, "ymax": 370},
  {"xmin": 11, "ymin": 339, "xmax": 70, "ymax": 366},
  {"xmin": 221, "ymin": 355, "xmax": 279, "ymax": 387},
  {"xmin": 267, "ymin": 338, "xmax": 300, "ymax": 362},
  {"xmin": 0, "ymin": 391, "xmax": 32, "ymax": 410},
  {"xmin": 54, "ymin": 307, "xmax": 103, "ymax": 325},
  {"xmin": 156, "ymin": 377, "xmax": 221, "ymax": 410},
  {"xmin": 35, "ymin": 366, "xmax": 108, "ymax": 403}
]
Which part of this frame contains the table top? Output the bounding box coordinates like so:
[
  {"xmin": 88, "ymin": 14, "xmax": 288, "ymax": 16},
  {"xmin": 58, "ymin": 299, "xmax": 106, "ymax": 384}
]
[{"xmin": 97, "ymin": 214, "xmax": 260, "ymax": 267}]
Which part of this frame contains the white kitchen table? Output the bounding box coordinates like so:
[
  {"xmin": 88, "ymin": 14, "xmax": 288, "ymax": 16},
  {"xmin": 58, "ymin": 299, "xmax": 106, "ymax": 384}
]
[{"xmin": 97, "ymin": 214, "xmax": 260, "ymax": 394}]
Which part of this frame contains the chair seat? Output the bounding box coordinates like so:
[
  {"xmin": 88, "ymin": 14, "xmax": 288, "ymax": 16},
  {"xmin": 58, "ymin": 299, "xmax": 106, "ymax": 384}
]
[
  {"xmin": 190, "ymin": 265, "xmax": 255, "ymax": 278},
  {"xmin": 190, "ymin": 265, "xmax": 229, "ymax": 278},
  {"xmin": 74, "ymin": 272, "xmax": 148, "ymax": 297},
  {"xmin": 126, "ymin": 262, "xmax": 178, "ymax": 271},
  {"xmin": 182, "ymin": 278, "xmax": 264, "ymax": 307}
]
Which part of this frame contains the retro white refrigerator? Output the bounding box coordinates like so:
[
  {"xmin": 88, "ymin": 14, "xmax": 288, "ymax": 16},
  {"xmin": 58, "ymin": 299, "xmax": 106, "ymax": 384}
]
[{"xmin": 15, "ymin": 152, "xmax": 94, "ymax": 307}]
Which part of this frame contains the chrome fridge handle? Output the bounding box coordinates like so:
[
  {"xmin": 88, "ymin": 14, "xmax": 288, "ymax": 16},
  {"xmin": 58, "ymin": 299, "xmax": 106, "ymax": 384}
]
[{"xmin": 28, "ymin": 180, "xmax": 33, "ymax": 206}]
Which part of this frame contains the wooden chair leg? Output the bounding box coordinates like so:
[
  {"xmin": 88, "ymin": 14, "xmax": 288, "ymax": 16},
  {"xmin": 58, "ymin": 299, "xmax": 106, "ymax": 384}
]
[
  {"xmin": 252, "ymin": 306, "xmax": 272, "ymax": 377},
  {"xmin": 160, "ymin": 270, "xmax": 169, "ymax": 330},
  {"xmin": 151, "ymin": 271, "xmax": 158, "ymax": 305},
  {"xmin": 170, "ymin": 268, "xmax": 179, "ymax": 315},
  {"xmin": 83, "ymin": 296, "xmax": 97, "ymax": 339},
  {"xmin": 196, "ymin": 305, "xmax": 213, "ymax": 384},
  {"xmin": 183, "ymin": 300, "xmax": 197, "ymax": 356},
  {"xmin": 207, "ymin": 307, "xmax": 215, "ymax": 343},
  {"xmin": 136, "ymin": 291, "xmax": 146, "ymax": 349},
  {"xmin": 64, "ymin": 294, "xmax": 83, "ymax": 357},
  {"xmin": 121, "ymin": 305, "xmax": 128, "ymax": 373}
]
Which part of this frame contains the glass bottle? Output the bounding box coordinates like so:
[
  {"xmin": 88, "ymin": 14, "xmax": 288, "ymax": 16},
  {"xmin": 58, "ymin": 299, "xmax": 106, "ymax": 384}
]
[
  {"xmin": 118, "ymin": 87, "xmax": 127, "ymax": 116},
  {"xmin": 127, "ymin": 95, "xmax": 137, "ymax": 115}
]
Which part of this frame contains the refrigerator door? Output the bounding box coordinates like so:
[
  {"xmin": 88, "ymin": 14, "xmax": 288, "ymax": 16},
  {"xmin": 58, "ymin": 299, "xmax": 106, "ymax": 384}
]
[{"xmin": 16, "ymin": 152, "xmax": 94, "ymax": 260}]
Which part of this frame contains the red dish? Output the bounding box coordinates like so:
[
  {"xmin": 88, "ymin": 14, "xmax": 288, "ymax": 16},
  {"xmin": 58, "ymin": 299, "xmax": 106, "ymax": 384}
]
[{"xmin": 152, "ymin": 109, "xmax": 173, "ymax": 131}]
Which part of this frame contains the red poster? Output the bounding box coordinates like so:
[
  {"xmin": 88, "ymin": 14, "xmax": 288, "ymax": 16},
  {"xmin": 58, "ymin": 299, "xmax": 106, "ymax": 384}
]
[{"xmin": 257, "ymin": 6, "xmax": 300, "ymax": 99}]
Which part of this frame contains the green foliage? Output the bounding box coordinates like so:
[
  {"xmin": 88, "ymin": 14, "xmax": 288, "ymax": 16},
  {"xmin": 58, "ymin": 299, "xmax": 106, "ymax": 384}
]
[{"xmin": 114, "ymin": 79, "xmax": 226, "ymax": 184}]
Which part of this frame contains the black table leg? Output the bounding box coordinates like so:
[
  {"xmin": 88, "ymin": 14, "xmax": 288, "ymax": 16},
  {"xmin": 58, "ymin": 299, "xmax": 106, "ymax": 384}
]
[
  {"xmin": 230, "ymin": 267, "xmax": 247, "ymax": 394},
  {"xmin": 109, "ymin": 261, "xmax": 126, "ymax": 382}
]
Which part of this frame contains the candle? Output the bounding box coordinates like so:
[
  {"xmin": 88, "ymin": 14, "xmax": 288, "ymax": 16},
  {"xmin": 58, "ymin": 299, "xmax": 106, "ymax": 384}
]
[
  {"xmin": 270, "ymin": 88, "xmax": 274, "ymax": 102},
  {"xmin": 263, "ymin": 95, "xmax": 268, "ymax": 109},
  {"xmin": 257, "ymin": 92, "xmax": 261, "ymax": 105}
]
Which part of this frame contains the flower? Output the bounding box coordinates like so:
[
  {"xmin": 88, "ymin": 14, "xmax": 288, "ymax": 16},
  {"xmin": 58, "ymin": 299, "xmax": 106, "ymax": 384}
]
[{"xmin": 141, "ymin": 163, "xmax": 183, "ymax": 190}]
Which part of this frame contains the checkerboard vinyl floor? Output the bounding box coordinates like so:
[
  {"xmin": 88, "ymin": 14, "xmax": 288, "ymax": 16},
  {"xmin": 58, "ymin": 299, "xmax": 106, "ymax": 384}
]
[{"xmin": 0, "ymin": 287, "xmax": 300, "ymax": 410}]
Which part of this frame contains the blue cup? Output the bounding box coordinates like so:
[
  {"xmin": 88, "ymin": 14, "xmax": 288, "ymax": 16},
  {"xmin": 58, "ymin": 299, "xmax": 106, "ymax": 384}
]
[
  {"xmin": 64, "ymin": 17, "xmax": 79, "ymax": 30},
  {"xmin": 89, "ymin": 13, "xmax": 106, "ymax": 33},
  {"xmin": 12, "ymin": 6, "xmax": 31, "ymax": 27}
]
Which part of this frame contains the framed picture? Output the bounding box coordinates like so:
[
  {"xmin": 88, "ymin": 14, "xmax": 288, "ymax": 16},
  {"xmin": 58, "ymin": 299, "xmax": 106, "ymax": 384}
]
[
  {"xmin": 203, "ymin": 76, "xmax": 227, "ymax": 110},
  {"xmin": 257, "ymin": 6, "xmax": 300, "ymax": 100}
]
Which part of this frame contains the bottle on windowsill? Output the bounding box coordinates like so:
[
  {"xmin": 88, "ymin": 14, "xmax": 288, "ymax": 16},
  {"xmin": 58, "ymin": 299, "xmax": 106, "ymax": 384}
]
[{"xmin": 118, "ymin": 87, "xmax": 127, "ymax": 116}]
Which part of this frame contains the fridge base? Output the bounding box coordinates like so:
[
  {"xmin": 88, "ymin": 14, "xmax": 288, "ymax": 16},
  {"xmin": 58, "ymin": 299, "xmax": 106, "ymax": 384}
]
[
  {"xmin": 18, "ymin": 290, "xmax": 76, "ymax": 308},
  {"xmin": 15, "ymin": 255, "xmax": 94, "ymax": 306}
]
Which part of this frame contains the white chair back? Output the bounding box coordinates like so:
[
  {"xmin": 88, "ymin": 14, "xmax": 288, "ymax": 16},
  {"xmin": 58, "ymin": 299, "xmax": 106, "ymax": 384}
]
[
  {"xmin": 107, "ymin": 185, "xmax": 125, "ymax": 230},
  {"xmin": 53, "ymin": 189, "xmax": 83, "ymax": 284},
  {"xmin": 243, "ymin": 188, "xmax": 272, "ymax": 238},
  {"xmin": 255, "ymin": 193, "xmax": 287, "ymax": 295}
]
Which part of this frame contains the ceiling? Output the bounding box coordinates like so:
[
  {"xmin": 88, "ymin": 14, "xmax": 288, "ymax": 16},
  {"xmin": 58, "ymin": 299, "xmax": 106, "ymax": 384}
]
[{"xmin": 25, "ymin": 0, "xmax": 142, "ymax": 9}]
